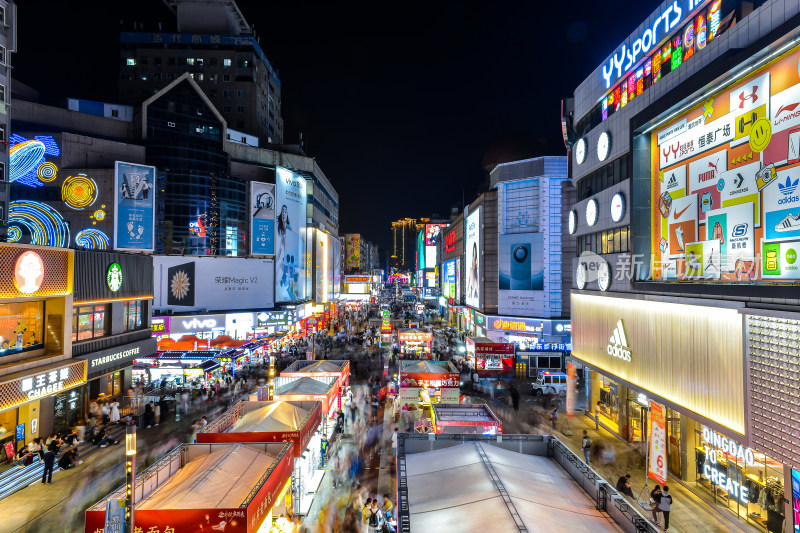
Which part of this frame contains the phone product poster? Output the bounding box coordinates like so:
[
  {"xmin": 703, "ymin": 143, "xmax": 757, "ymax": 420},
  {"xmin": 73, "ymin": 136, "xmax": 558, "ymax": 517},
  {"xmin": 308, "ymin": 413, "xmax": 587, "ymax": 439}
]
[
  {"xmin": 465, "ymin": 208, "xmax": 481, "ymax": 309},
  {"xmin": 498, "ymin": 233, "xmax": 544, "ymax": 314},
  {"xmin": 275, "ymin": 167, "xmax": 307, "ymax": 302},
  {"xmin": 250, "ymin": 181, "xmax": 275, "ymax": 256},
  {"xmin": 114, "ymin": 161, "xmax": 156, "ymax": 251}
]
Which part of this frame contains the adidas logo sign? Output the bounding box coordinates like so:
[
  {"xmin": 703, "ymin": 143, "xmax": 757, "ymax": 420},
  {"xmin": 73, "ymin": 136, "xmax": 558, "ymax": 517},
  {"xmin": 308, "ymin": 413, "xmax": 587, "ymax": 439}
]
[
  {"xmin": 667, "ymin": 174, "xmax": 678, "ymax": 188},
  {"xmin": 607, "ymin": 319, "xmax": 632, "ymax": 362}
]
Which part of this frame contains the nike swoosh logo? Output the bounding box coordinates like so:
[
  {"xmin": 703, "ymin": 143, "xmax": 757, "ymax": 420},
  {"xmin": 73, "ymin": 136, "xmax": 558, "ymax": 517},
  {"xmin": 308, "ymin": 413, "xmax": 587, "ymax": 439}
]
[{"xmin": 674, "ymin": 204, "xmax": 691, "ymax": 219}]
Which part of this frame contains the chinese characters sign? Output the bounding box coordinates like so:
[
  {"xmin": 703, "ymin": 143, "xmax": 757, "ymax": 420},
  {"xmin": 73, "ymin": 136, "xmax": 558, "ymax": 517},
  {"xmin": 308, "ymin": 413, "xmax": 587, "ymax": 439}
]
[{"xmin": 1, "ymin": 361, "xmax": 86, "ymax": 412}]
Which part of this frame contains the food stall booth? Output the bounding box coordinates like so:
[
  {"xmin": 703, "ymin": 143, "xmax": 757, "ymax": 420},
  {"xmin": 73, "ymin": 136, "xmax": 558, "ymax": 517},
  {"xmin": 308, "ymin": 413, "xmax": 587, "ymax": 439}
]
[
  {"xmin": 273, "ymin": 376, "xmax": 340, "ymax": 432},
  {"xmin": 280, "ymin": 360, "xmax": 350, "ymax": 404},
  {"xmin": 431, "ymin": 403, "xmax": 503, "ymax": 435},
  {"xmin": 85, "ymin": 442, "xmax": 294, "ymax": 533},
  {"xmin": 398, "ymin": 360, "xmax": 461, "ymax": 410},
  {"xmin": 465, "ymin": 337, "xmax": 515, "ymax": 377},
  {"xmin": 398, "ymin": 330, "xmax": 433, "ymax": 359},
  {"xmin": 197, "ymin": 400, "xmax": 324, "ymax": 517}
]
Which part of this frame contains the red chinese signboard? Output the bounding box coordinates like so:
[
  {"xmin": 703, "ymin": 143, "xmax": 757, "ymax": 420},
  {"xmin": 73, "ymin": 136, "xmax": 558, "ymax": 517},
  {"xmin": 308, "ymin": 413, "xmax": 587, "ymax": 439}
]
[{"xmin": 473, "ymin": 342, "xmax": 515, "ymax": 355}]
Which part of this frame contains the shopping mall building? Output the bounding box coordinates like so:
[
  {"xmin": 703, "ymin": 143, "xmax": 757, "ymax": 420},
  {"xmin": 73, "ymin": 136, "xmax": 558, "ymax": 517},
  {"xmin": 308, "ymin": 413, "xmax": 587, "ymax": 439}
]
[{"xmin": 565, "ymin": 1, "xmax": 800, "ymax": 531}]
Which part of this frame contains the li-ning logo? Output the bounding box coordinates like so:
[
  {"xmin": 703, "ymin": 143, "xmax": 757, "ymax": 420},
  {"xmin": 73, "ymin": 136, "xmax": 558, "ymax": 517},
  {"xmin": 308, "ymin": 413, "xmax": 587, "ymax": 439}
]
[
  {"xmin": 737, "ymin": 87, "xmax": 758, "ymax": 108},
  {"xmin": 778, "ymin": 176, "xmax": 800, "ymax": 205},
  {"xmin": 774, "ymin": 102, "xmax": 800, "ymax": 126},
  {"xmin": 607, "ymin": 320, "xmax": 632, "ymax": 362},
  {"xmin": 699, "ymin": 159, "xmax": 719, "ymax": 183}
]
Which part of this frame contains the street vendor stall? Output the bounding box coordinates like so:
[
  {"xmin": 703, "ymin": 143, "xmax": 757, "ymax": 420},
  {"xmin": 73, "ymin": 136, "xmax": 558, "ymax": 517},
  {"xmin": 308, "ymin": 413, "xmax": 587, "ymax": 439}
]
[
  {"xmin": 85, "ymin": 442, "xmax": 294, "ymax": 533},
  {"xmin": 465, "ymin": 336, "xmax": 515, "ymax": 376},
  {"xmin": 398, "ymin": 330, "xmax": 433, "ymax": 359},
  {"xmin": 280, "ymin": 360, "xmax": 350, "ymax": 403},
  {"xmin": 398, "ymin": 360, "xmax": 461, "ymax": 408},
  {"xmin": 274, "ymin": 376, "xmax": 340, "ymax": 423},
  {"xmin": 431, "ymin": 403, "xmax": 502, "ymax": 435},
  {"xmin": 197, "ymin": 401, "xmax": 324, "ymax": 517}
]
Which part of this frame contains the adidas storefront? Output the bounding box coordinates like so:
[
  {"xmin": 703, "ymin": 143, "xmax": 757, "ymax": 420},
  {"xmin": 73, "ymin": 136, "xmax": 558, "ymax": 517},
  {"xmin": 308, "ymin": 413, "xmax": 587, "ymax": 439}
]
[{"xmin": 572, "ymin": 293, "xmax": 792, "ymax": 532}]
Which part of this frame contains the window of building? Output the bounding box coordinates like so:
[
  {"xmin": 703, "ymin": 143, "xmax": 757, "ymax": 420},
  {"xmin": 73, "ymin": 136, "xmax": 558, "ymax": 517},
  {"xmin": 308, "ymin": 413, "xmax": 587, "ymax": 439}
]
[
  {"xmin": 210, "ymin": 57, "xmax": 218, "ymax": 66},
  {"xmin": 0, "ymin": 124, "xmax": 6, "ymax": 142},
  {"xmin": 0, "ymin": 7, "xmax": 5, "ymax": 26},
  {"xmin": 196, "ymin": 58, "xmax": 204, "ymax": 67},
  {"xmin": 167, "ymin": 57, "xmax": 175, "ymax": 65},
  {"xmin": 236, "ymin": 105, "xmax": 244, "ymax": 113},
  {"xmin": 223, "ymin": 74, "xmax": 231, "ymax": 82},
  {"xmin": 237, "ymin": 120, "xmax": 244, "ymax": 128},
  {"xmin": 0, "ymin": 84, "xmax": 5, "ymax": 103},
  {"xmin": 166, "ymin": 73, "xmax": 176, "ymax": 81},
  {"xmin": 140, "ymin": 56, "xmax": 149, "ymax": 65},
  {"xmin": 224, "ymin": 90, "xmax": 231, "ymax": 99},
  {"xmin": 186, "ymin": 58, "xmax": 195, "ymax": 66},
  {"xmin": 123, "ymin": 301, "xmax": 144, "ymax": 332},
  {"xmin": 153, "ymin": 72, "xmax": 162, "ymax": 80},
  {"xmin": 238, "ymin": 59, "xmax": 250, "ymax": 68},
  {"xmin": 0, "ymin": 301, "xmax": 44, "ymax": 356},
  {"xmin": 222, "ymin": 105, "xmax": 231, "ymax": 113},
  {"xmin": 577, "ymin": 226, "xmax": 630, "ymax": 256},
  {"xmin": 155, "ymin": 57, "xmax": 162, "ymax": 67},
  {"xmin": 210, "ymin": 89, "xmax": 217, "ymax": 98},
  {"xmin": 106, "ymin": 372, "xmax": 123, "ymax": 397},
  {"xmin": 178, "ymin": 57, "xmax": 187, "ymax": 66},
  {"xmin": 125, "ymin": 58, "xmax": 136, "ymax": 66},
  {"xmin": 209, "ymin": 73, "xmax": 218, "ymax": 83},
  {"xmin": 237, "ymin": 90, "xmax": 245, "ymax": 98},
  {"xmin": 72, "ymin": 304, "xmax": 108, "ymax": 342},
  {"xmin": 223, "ymin": 58, "xmax": 232, "ymax": 67},
  {"xmin": 111, "ymin": 109, "xmax": 119, "ymax": 118}
]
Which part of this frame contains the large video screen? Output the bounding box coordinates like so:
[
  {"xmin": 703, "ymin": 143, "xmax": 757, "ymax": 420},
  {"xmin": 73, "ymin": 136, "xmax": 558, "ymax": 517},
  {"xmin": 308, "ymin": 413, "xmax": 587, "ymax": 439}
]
[
  {"xmin": 465, "ymin": 208, "xmax": 480, "ymax": 307},
  {"xmin": 275, "ymin": 167, "xmax": 307, "ymax": 301},
  {"xmin": 652, "ymin": 44, "xmax": 800, "ymax": 283},
  {"xmin": 498, "ymin": 233, "xmax": 544, "ymax": 314}
]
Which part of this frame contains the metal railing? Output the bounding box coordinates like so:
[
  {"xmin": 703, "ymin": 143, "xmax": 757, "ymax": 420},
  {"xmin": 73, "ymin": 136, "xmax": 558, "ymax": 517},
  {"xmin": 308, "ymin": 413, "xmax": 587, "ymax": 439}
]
[
  {"xmin": 200, "ymin": 401, "xmax": 244, "ymax": 434},
  {"xmin": 474, "ymin": 442, "xmax": 527, "ymax": 532}
]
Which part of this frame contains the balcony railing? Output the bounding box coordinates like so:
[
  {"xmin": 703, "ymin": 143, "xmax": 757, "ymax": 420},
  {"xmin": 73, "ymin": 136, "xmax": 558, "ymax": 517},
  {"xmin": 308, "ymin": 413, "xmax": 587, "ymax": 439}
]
[{"xmin": 71, "ymin": 328, "xmax": 153, "ymax": 357}]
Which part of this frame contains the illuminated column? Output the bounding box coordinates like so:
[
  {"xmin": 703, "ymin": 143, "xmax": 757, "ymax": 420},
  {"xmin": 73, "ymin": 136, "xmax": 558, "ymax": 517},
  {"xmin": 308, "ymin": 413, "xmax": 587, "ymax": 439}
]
[
  {"xmin": 125, "ymin": 424, "xmax": 137, "ymax": 530},
  {"xmin": 268, "ymin": 355, "xmax": 276, "ymax": 400}
]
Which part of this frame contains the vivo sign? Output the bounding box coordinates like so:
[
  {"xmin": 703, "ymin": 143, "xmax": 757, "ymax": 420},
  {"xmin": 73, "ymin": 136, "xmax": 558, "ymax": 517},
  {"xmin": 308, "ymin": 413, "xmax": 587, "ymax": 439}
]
[
  {"xmin": 601, "ymin": 0, "xmax": 707, "ymax": 89},
  {"xmin": 182, "ymin": 318, "xmax": 218, "ymax": 329}
]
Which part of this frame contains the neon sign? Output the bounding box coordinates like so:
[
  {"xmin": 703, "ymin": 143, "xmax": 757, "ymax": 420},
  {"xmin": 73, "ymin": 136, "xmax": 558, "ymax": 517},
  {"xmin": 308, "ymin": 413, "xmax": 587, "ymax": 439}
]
[
  {"xmin": 14, "ymin": 251, "xmax": 44, "ymax": 294},
  {"xmin": 601, "ymin": 0, "xmax": 708, "ymax": 89},
  {"xmin": 445, "ymin": 230, "xmax": 457, "ymax": 253}
]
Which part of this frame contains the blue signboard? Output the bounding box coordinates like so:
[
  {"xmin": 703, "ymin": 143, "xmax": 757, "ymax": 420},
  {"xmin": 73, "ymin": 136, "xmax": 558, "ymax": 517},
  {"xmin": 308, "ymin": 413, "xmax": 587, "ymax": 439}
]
[
  {"xmin": 15, "ymin": 423, "xmax": 24, "ymax": 442},
  {"xmin": 250, "ymin": 181, "xmax": 275, "ymax": 256},
  {"xmin": 114, "ymin": 161, "xmax": 156, "ymax": 251}
]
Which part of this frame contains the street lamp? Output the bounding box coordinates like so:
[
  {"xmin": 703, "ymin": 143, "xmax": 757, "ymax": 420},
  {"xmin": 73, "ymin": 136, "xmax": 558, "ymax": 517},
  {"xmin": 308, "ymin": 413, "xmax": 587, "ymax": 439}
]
[
  {"xmin": 268, "ymin": 355, "xmax": 275, "ymax": 400},
  {"xmin": 125, "ymin": 424, "xmax": 137, "ymax": 530}
]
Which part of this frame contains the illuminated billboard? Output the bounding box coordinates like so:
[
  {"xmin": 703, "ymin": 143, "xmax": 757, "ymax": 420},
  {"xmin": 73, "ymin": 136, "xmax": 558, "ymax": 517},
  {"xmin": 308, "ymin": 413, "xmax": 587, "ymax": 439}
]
[
  {"xmin": 443, "ymin": 259, "xmax": 456, "ymax": 298},
  {"xmin": 345, "ymin": 234, "xmax": 360, "ymax": 270},
  {"xmin": 465, "ymin": 208, "xmax": 480, "ymax": 308},
  {"xmin": 114, "ymin": 161, "xmax": 156, "ymax": 252},
  {"xmin": 498, "ymin": 233, "xmax": 544, "ymax": 314},
  {"xmin": 424, "ymin": 224, "xmax": 447, "ymax": 246},
  {"xmin": 651, "ymin": 44, "xmax": 800, "ymax": 283},
  {"xmin": 250, "ymin": 181, "xmax": 275, "ymax": 256},
  {"xmin": 275, "ymin": 167, "xmax": 307, "ymax": 301}
]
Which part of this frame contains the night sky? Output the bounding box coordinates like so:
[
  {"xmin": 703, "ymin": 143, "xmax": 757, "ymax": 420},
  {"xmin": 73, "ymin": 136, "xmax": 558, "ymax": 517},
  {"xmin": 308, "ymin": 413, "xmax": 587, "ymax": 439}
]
[{"xmin": 14, "ymin": 0, "xmax": 655, "ymax": 255}]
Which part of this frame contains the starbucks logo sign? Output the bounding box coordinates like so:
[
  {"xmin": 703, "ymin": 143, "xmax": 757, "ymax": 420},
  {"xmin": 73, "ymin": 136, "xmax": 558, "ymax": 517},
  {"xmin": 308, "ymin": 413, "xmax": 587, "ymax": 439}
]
[{"xmin": 107, "ymin": 263, "xmax": 123, "ymax": 291}]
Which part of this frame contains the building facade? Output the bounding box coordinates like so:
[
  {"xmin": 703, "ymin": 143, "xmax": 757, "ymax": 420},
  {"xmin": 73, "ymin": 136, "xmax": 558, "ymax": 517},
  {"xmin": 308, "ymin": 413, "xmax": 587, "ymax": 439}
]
[
  {"xmin": 0, "ymin": 1, "xmax": 16, "ymax": 235},
  {"xmin": 118, "ymin": 0, "xmax": 283, "ymax": 143},
  {"xmin": 567, "ymin": 1, "xmax": 800, "ymax": 531}
]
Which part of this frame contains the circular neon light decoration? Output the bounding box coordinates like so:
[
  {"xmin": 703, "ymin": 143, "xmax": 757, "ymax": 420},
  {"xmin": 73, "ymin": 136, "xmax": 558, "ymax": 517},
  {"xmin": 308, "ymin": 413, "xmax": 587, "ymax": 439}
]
[
  {"xmin": 93, "ymin": 209, "xmax": 106, "ymax": 221},
  {"xmin": 9, "ymin": 140, "xmax": 46, "ymax": 183},
  {"xmin": 611, "ymin": 193, "xmax": 626, "ymax": 222},
  {"xmin": 597, "ymin": 131, "xmax": 611, "ymax": 162},
  {"xmin": 37, "ymin": 162, "xmax": 58, "ymax": 182},
  {"xmin": 586, "ymin": 198, "xmax": 599, "ymax": 226},
  {"xmin": 62, "ymin": 174, "xmax": 98, "ymax": 210},
  {"xmin": 75, "ymin": 228, "xmax": 110, "ymax": 250},
  {"xmin": 6, "ymin": 226, "xmax": 21, "ymax": 242},
  {"xmin": 107, "ymin": 263, "xmax": 123, "ymax": 291},
  {"xmin": 8, "ymin": 201, "xmax": 71, "ymax": 248},
  {"xmin": 574, "ymin": 138, "xmax": 587, "ymax": 165},
  {"xmin": 14, "ymin": 251, "xmax": 45, "ymax": 294}
]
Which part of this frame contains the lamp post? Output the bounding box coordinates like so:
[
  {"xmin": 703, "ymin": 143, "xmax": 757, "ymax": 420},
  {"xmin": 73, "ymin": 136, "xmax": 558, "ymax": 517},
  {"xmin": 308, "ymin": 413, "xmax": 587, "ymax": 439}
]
[
  {"xmin": 268, "ymin": 355, "xmax": 275, "ymax": 400},
  {"xmin": 125, "ymin": 424, "xmax": 137, "ymax": 530}
]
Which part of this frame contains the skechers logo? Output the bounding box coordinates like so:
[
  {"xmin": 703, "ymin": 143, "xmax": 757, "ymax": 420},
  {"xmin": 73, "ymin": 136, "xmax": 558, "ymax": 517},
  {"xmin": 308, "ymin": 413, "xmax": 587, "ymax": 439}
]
[
  {"xmin": 774, "ymin": 102, "xmax": 800, "ymax": 126},
  {"xmin": 778, "ymin": 176, "xmax": 800, "ymax": 205},
  {"xmin": 732, "ymin": 223, "xmax": 748, "ymax": 237}
]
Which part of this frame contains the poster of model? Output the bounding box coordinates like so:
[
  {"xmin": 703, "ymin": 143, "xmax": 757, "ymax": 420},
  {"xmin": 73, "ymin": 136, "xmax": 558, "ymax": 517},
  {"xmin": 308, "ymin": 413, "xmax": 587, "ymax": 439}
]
[
  {"xmin": 114, "ymin": 161, "xmax": 155, "ymax": 251},
  {"xmin": 498, "ymin": 233, "xmax": 544, "ymax": 315},
  {"xmin": 250, "ymin": 181, "xmax": 275, "ymax": 256},
  {"xmin": 465, "ymin": 208, "xmax": 480, "ymax": 308},
  {"xmin": 275, "ymin": 167, "xmax": 307, "ymax": 302},
  {"xmin": 648, "ymin": 401, "xmax": 668, "ymax": 486}
]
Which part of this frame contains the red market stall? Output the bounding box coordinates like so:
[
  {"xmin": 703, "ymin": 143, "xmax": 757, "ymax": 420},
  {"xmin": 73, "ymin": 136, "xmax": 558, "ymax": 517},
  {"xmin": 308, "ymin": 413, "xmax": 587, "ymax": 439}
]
[
  {"xmin": 197, "ymin": 400, "xmax": 324, "ymax": 517},
  {"xmin": 274, "ymin": 376, "xmax": 340, "ymax": 419},
  {"xmin": 398, "ymin": 330, "xmax": 433, "ymax": 359},
  {"xmin": 431, "ymin": 403, "xmax": 503, "ymax": 435},
  {"xmin": 280, "ymin": 360, "xmax": 351, "ymax": 397},
  {"xmin": 398, "ymin": 360, "xmax": 461, "ymax": 407},
  {"xmin": 85, "ymin": 442, "xmax": 294, "ymax": 533},
  {"xmin": 466, "ymin": 336, "xmax": 515, "ymax": 376}
]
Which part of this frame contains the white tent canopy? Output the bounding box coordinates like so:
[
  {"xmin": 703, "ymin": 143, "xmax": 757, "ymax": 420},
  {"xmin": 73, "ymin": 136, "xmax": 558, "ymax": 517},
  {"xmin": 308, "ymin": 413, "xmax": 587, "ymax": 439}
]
[
  {"xmin": 294, "ymin": 361, "xmax": 346, "ymax": 373},
  {"xmin": 275, "ymin": 377, "xmax": 333, "ymax": 396},
  {"xmin": 406, "ymin": 443, "xmax": 623, "ymax": 532},
  {"xmin": 232, "ymin": 401, "xmax": 311, "ymax": 433},
  {"xmin": 400, "ymin": 360, "xmax": 453, "ymax": 374},
  {"xmin": 137, "ymin": 443, "xmax": 275, "ymax": 510}
]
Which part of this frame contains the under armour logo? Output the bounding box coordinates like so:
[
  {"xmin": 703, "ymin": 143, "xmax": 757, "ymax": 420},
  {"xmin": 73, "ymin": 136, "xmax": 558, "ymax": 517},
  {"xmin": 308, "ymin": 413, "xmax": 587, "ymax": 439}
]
[{"xmin": 738, "ymin": 87, "xmax": 758, "ymax": 108}]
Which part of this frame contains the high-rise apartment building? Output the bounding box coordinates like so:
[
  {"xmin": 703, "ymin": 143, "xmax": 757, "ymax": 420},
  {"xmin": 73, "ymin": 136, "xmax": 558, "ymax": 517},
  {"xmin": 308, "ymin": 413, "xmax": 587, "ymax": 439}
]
[
  {"xmin": 0, "ymin": 1, "xmax": 15, "ymax": 236},
  {"xmin": 118, "ymin": 0, "xmax": 283, "ymax": 143}
]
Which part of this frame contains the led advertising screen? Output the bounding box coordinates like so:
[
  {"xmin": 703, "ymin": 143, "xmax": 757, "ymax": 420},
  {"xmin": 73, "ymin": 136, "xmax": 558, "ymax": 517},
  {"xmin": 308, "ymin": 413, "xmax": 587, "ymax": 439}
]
[
  {"xmin": 498, "ymin": 233, "xmax": 544, "ymax": 315},
  {"xmin": 345, "ymin": 234, "xmax": 360, "ymax": 270},
  {"xmin": 153, "ymin": 256, "xmax": 274, "ymax": 312},
  {"xmin": 417, "ymin": 231, "xmax": 425, "ymax": 269},
  {"xmin": 465, "ymin": 208, "xmax": 481, "ymax": 308},
  {"xmin": 114, "ymin": 161, "xmax": 156, "ymax": 252},
  {"xmin": 455, "ymin": 257, "xmax": 461, "ymax": 302},
  {"xmin": 651, "ymin": 44, "xmax": 800, "ymax": 283},
  {"xmin": 425, "ymin": 246, "xmax": 437, "ymax": 269},
  {"xmin": 275, "ymin": 167, "xmax": 307, "ymax": 301},
  {"xmin": 424, "ymin": 224, "xmax": 447, "ymax": 246},
  {"xmin": 250, "ymin": 181, "xmax": 275, "ymax": 256},
  {"xmin": 443, "ymin": 259, "xmax": 456, "ymax": 298},
  {"xmin": 332, "ymin": 237, "xmax": 341, "ymax": 295}
]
